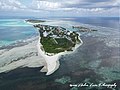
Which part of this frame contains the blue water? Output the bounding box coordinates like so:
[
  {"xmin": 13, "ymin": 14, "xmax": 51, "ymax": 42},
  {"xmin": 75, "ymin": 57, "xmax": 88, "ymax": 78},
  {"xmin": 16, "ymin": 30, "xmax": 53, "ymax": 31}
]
[
  {"xmin": 53, "ymin": 17, "xmax": 119, "ymax": 29},
  {"xmin": 0, "ymin": 17, "xmax": 119, "ymax": 47},
  {"xmin": 70, "ymin": 17, "xmax": 119, "ymax": 29},
  {"xmin": 0, "ymin": 19, "xmax": 38, "ymax": 47}
]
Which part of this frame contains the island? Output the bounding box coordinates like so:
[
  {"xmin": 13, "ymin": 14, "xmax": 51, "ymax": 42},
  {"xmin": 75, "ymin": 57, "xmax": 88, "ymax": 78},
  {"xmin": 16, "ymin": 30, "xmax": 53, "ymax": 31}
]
[
  {"xmin": 26, "ymin": 20, "xmax": 83, "ymax": 75},
  {"xmin": 25, "ymin": 19, "xmax": 45, "ymax": 24},
  {"xmin": 72, "ymin": 26, "xmax": 98, "ymax": 32},
  {"xmin": 34, "ymin": 24, "xmax": 81, "ymax": 54}
]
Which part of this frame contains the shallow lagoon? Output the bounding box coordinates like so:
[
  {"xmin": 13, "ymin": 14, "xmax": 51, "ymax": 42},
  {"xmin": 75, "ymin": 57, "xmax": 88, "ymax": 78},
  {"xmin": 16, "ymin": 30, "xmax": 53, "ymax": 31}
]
[{"xmin": 0, "ymin": 17, "xmax": 119, "ymax": 90}]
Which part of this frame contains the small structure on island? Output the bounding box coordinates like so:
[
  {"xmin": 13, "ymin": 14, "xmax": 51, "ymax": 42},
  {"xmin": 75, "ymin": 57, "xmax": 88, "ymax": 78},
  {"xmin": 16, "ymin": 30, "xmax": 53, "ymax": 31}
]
[{"xmin": 27, "ymin": 20, "xmax": 83, "ymax": 75}]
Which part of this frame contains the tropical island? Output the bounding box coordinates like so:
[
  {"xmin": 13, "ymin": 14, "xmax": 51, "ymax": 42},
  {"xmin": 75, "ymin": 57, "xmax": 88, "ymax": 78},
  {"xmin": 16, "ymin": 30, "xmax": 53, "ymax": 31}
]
[
  {"xmin": 25, "ymin": 19, "xmax": 45, "ymax": 23},
  {"xmin": 72, "ymin": 26, "xmax": 98, "ymax": 32},
  {"xmin": 34, "ymin": 24, "xmax": 81, "ymax": 55},
  {"xmin": 26, "ymin": 20, "xmax": 83, "ymax": 75}
]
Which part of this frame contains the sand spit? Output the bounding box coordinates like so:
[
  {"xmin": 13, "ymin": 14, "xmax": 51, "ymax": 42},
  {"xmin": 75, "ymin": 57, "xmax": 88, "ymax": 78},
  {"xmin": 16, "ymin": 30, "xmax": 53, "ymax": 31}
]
[
  {"xmin": 37, "ymin": 33, "xmax": 83, "ymax": 75},
  {"xmin": 0, "ymin": 37, "xmax": 45, "ymax": 73}
]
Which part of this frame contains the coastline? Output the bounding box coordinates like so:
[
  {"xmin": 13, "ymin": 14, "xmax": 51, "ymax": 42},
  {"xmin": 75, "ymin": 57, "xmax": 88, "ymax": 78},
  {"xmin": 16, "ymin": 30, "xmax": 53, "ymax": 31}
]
[
  {"xmin": 0, "ymin": 18, "xmax": 119, "ymax": 90},
  {"xmin": 25, "ymin": 20, "xmax": 83, "ymax": 75},
  {"xmin": 0, "ymin": 20, "xmax": 84, "ymax": 75},
  {"xmin": 37, "ymin": 33, "xmax": 83, "ymax": 75},
  {"xmin": 0, "ymin": 36, "xmax": 45, "ymax": 73}
]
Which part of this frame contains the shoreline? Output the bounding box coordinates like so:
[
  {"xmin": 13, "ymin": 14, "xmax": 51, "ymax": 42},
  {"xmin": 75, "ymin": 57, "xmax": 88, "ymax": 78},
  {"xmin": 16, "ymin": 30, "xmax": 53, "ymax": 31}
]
[
  {"xmin": 37, "ymin": 33, "xmax": 83, "ymax": 75},
  {"xmin": 0, "ymin": 37, "xmax": 45, "ymax": 73},
  {"xmin": 0, "ymin": 20, "xmax": 83, "ymax": 75},
  {"xmin": 0, "ymin": 36, "xmax": 38, "ymax": 50}
]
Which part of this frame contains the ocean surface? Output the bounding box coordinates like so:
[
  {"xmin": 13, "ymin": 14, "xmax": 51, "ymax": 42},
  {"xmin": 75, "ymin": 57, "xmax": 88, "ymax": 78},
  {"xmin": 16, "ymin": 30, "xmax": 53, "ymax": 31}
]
[
  {"xmin": 0, "ymin": 17, "xmax": 119, "ymax": 47},
  {"xmin": 70, "ymin": 17, "xmax": 119, "ymax": 29},
  {"xmin": 0, "ymin": 17, "xmax": 120, "ymax": 90},
  {"xmin": 0, "ymin": 19, "xmax": 38, "ymax": 47}
]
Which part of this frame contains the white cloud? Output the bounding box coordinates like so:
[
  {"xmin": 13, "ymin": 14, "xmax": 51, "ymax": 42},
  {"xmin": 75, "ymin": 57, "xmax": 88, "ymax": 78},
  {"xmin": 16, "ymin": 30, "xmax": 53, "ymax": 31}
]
[
  {"xmin": 0, "ymin": 0, "xmax": 26, "ymax": 10},
  {"xmin": 0, "ymin": 0, "xmax": 119, "ymax": 17},
  {"xmin": 29, "ymin": 0, "xmax": 84, "ymax": 11},
  {"xmin": 76, "ymin": 8, "xmax": 104, "ymax": 12},
  {"xmin": 31, "ymin": 0, "xmax": 61, "ymax": 10},
  {"xmin": 113, "ymin": 0, "xmax": 120, "ymax": 6}
]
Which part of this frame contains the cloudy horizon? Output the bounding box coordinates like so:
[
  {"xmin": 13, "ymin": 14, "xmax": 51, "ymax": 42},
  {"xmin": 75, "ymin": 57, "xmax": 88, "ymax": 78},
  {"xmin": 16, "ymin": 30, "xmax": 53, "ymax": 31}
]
[{"xmin": 0, "ymin": 0, "xmax": 119, "ymax": 17}]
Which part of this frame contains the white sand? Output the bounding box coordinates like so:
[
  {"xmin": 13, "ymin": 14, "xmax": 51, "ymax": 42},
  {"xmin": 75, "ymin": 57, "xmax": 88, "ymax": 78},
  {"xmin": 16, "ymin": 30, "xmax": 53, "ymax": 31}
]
[
  {"xmin": 0, "ymin": 32, "xmax": 83, "ymax": 75},
  {"xmin": 37, "ymin": 37, "xmax": 61, "ymax": 75},
  {"xmin": 0, "ymin": 37, "xmax": 45, "ymax": 73},
  {"xmin": 37, "ymin": 33, "xmax": 83, "ymax": 75},
  {"xmin": 0, "ymin": 20, "xmax": 83, "ymax": 75}
]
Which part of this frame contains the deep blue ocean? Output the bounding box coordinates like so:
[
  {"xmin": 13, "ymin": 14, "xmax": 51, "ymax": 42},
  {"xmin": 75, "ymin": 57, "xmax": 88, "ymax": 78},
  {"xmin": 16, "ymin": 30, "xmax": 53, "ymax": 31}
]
[
  {"xmin": 71, "ymin": 17, "xmax": 119, "ymax": 29},
  {"xmin": 0, "ymin": 17, "xmax": 119, "ymax": 47}
]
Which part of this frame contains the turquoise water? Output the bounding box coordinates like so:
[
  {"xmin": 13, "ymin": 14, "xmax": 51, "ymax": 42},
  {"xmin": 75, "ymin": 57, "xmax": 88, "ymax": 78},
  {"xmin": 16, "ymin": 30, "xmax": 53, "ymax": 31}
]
[
  {"xmin": 0, "ymin": 19, "xmax": 76, "ymax": 47},
  {"xmin": 0, "ymin": 18, "xmax": 119, "ymax": 90},
  {"xmin": 0, "ymin": 19, "xmax": 30, "ymax": 26},
  {"xmin": 0, "ymin": 17, "xmax": 119, "ymax": 47},
  {"xmin": 0, "ymin": 19, "xmax": 38, "ymax": 47}
]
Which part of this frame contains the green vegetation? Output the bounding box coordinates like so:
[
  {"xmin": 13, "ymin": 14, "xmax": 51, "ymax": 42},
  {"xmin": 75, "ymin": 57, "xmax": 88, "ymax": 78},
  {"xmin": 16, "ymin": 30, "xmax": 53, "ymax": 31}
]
[
  {"xmin": 72, "ymin": 26, "xmax": 88, "ymax": 29},
  {"xmin": 26, "ymin": 20, "xmax": 45, "ymax": 23},
  {"xmin": 72, "ymin": 26, "xmax": 98, "ymax": 32},
  {"xmin": 41, "ymin": 37, "xmax": 74, "ymax": 53},
  {"xmin": 91, "ymin": 29, "xmax": 98, "ymax": 31},
  {"xmin": 33, "ymin": 24, "xmax": 81, "ymax": 54}
]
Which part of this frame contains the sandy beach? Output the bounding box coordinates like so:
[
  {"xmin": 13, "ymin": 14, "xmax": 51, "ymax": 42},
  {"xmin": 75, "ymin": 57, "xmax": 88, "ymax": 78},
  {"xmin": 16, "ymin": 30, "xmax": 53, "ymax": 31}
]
[
  {"xmin": 0, "ymin": 37, "xmax": 46, "ymax": 73},
  {"xmin": 0, "ymin": 35, "xmax": 83, "ymax": 75},
  {"xmin": 37, "ymin": 33, "xmax": 83, "ymax": 75},
  {"xmin": 0, "ymin": 17, "xmax": 119, "ymax": 90},
  {"xmin": 0, "ymin": 20, "xmax": 83, "ymax": 75}
]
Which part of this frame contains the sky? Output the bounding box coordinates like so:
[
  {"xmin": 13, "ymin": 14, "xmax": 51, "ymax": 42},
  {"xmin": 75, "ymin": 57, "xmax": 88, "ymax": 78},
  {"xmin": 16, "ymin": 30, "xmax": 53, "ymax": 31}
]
[{"xmin": 0, "ymin": 0, "xmax": 119, "ymax": 17}]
